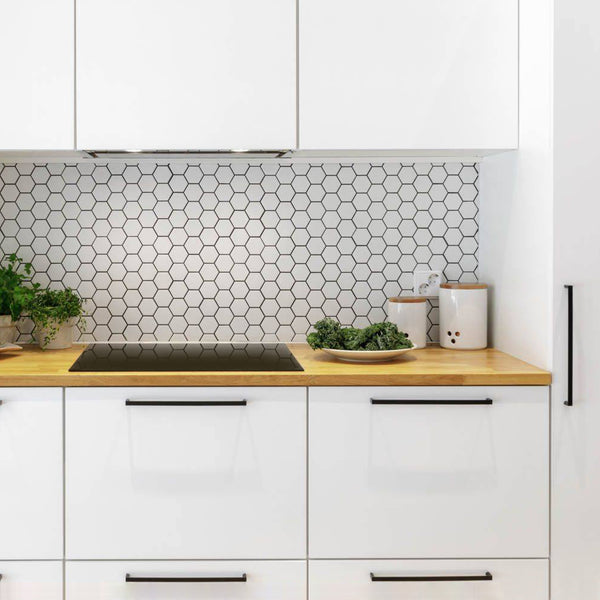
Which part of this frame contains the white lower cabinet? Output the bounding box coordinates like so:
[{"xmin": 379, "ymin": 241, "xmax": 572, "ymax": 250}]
[
  {"xmin": 0, "ymin": 561, "xmax": 63, "ymax": 599},
  {"xmin": 65, "ymin": 387, "xmax": 306, "ymax": 559},
  {"xmin": 0, "ymin": 388, "xmax": 63, "ymax": 559},
  {"xmin": 66, "ymin": 560, "xmax": 306, "ymax": 600},
  {"xmin": 309, "ymin": 559, "xmax": 548, "ymax": 600},
  {"xmin": 309, "ymin": 386, "xmax": 549, "ymax": 558}
]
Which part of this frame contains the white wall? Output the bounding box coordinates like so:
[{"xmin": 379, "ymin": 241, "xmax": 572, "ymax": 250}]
[{"xmin": 478, "ymin": 0, "xmax": 553, "ymax": 369}]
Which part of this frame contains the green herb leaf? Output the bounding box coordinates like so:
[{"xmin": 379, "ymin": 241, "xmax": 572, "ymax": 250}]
[
  {"xmin": 0, "ymin": 254, "xmax": 38, "ymax": 322},
  {"xmin": 25, "ymin": 288, "xmax": 86, "ymax": 349},
  {"xmin": 307, "ymin": 318, "xmax": 413, "ymax": 351}
]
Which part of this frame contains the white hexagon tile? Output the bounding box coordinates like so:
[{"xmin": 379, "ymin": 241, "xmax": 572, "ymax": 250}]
[{"xmin": 0, "ymin": 162, "xmax": 479, "ymax": 343}]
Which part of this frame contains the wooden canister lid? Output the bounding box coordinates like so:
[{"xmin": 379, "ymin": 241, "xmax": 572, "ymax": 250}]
[
  {"xmin": 440, "ymin": 283, "xmax": 488, "ymax": 290},
  {"xmin": 388, "ymin": 296, "xmax": 427, "ymax": 303}
]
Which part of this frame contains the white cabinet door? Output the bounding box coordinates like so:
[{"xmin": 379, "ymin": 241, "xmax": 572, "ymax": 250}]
[
  {"xmin": 66, "ymin": 560, "xmax": 306, "ymax": 600},
  {"xmin": 309, "ymin": 559, "xmax": 548, "ymax": 600},
  {"xmin": 66, "ymin": 387, "xmax": 306, "ymax": 559},
  {"xmin": 552, "ymin": 1, "xmax": 600, "ymax": 595},
  {"xmin": 0, "ymin": 389, "xmax": 62, "ymax": 559},
  {"xmin": 0, "ymin": 0, "xmax": 74, "ymax": 150},
  {"xmin": 0, "ymin": 561, "xmax": 62, "ymax": 600},
  {"xmin": 309, "ymin": 386, "xmax": 549, "ymax": 558},
  {"xmin": 76, "ymin": 0, "xmax": 296, "ymax": 150},
  {"xmin": 300, "ymin": 0, "xmax": 518, "ymax": 150}
]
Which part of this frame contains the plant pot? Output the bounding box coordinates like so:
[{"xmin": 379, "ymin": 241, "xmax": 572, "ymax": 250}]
[
  {"xmin": 0, "ymin": 315, "xmax": 17, "ymax": 345},
  {"xmin": 34, "ymin": 318, "xmax": 78, "ymax": 350}
]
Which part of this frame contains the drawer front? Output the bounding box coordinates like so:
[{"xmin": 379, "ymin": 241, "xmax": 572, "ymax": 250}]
[
  {"xmin": 66, "ymin": 387, "xmax": 306, "ymax": 559},
  {"xmin": 66, "ymin": 560, "xmax": 306, "ymax": 600},
  {"xmin": 309, "ymin": 559, "xmax": 548, "ymax": 600},
  {"xmin": 0, "ymin": 388, "xmax": 63, "ymax": 559},
  {"xmin": 0, "ymin": 561, "xmax": 63, "ymax": 600},
  {"xmin": 309, "ymin": 386, "xmax": 549, "ymax": 558}
]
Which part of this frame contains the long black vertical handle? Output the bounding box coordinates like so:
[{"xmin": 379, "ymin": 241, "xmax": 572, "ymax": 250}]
[{"xmin": 564, "ymin": 284, "xmax": 573, "ymax": 406}]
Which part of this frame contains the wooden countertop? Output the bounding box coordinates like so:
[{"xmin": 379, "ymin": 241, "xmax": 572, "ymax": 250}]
[{"xmin": 0, "ymin": 343, "xmax": 551, "ymax": 387}]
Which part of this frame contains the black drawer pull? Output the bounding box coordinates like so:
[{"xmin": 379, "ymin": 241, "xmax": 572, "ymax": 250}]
[
  {"xmin": 125, "ymin": 400, "xmax": 247, "ymax": 406},
  {"xmin": 371, "ymin": 398, "xmax": 493, "ymax": 405},
  {"xmin": 371, "ymin": 571, "xmax": 492, "ymax": 582},
  {"xmin": 126, "ymin": 574, "xmax": 247, "ymax": 583}
]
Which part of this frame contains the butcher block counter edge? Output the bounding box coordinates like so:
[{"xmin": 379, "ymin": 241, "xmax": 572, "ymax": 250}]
[{"xmin": 0, "ymin": 344, "xmax": 551, "ymax": 387}]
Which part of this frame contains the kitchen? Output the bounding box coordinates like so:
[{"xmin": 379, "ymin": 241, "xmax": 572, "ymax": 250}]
[{"xmin": 0, "ymin": 0, "xmax": 597, "ymax": 599}]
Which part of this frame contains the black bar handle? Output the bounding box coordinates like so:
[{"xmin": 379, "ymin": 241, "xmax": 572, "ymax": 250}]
[
  {"xmin": 564, "ymin": 284, "xmax": 573, "ymax": 406},
  {"xmin": 126, "ymin": 573, "xmax": 247, "ymax": 583},
  {"xmin": 371, "ymin": 398, "xmax": 493, "ymax": 405},
  {"xmin": 125, "ymin": 400, "xmax": 247, "ymax": 406},
  {"xmin": 370, "ymin": 571, "xmax": 492, "ymax": 582}
]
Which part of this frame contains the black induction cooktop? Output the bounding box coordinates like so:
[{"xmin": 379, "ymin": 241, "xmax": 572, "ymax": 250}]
[{"xmin": 69, "ymin": 343, "xmax": 304, "ymax": 372}]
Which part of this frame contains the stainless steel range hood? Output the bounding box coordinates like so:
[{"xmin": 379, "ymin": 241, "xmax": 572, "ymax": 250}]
[{"xmin": 84, "ymin": 149, "xmax": 291, "ymax": 159}]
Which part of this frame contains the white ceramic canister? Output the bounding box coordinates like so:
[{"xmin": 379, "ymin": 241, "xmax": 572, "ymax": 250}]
[
  {"xmin": 439, "ymin": 283, "xmax": 488, "ymax": 350},
  {"xmin": 387, "ymin": 297, "xmax": 427, "ymax": 348}
]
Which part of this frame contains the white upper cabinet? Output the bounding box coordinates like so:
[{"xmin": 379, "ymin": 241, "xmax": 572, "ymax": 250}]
[
  {"xmin": 299, "ymin": 0, "xmax": 518, "ymax": 151},
  {"xmin": 0, "ymin": 0, "xmax": 74, "ymax": 150},
  {"xmin": 76, "ymin": 0, "xmax": 296, "ymax": 151}
]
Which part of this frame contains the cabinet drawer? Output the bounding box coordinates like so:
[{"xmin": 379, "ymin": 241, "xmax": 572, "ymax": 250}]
[
  {"xmin": 309, "ymin": 559, "xmax": 548, "ymax": 600},
  {"xmin": 66, "ymin": 387, "xmax": 306, "ymax": 559},
  {"xmin": 66, "ymin": 560, "xmax": 306, "ymax": 600},
  {"xmin": 0, "ymin": 388, "xmax": 62, "ymax": 559},
  {"xmin": 0, "ymin": 561, "xmax": 62, "ymax": 600},
  {"xmin": 309, "ymin": 386, "xmax": 549, "ymax": 558}
]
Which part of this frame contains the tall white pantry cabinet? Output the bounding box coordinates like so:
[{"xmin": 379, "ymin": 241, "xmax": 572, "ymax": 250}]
[
  {"xmin": 480, "ymin": 0, "xmax": 600, "ymax": 599},
  {"xmin": 552, "ymin": 0, "xmax": 600, "ymax": 597}
]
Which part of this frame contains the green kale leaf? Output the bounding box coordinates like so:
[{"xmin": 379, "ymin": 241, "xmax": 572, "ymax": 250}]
[
  {"xmin": 306, "ymin": 317, "xmax": 346, "ymax": 349},
  {"xmin": 307, "ymin": 318, "xmax": 414, "ymax": 351}
]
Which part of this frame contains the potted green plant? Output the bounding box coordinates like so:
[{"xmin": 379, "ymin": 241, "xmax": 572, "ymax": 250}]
[
  {"xmin": 0, "ymin": 254, "xmax": 39, "ymax": 345},
  {"xmin": 27, "ymin": 288, "xmax": 86, "ymax": 350}
]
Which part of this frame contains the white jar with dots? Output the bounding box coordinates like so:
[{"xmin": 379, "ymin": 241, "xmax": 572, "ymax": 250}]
[{"xmin": 439, "ymin": 283, "xmax": 488, "ymax": 350}]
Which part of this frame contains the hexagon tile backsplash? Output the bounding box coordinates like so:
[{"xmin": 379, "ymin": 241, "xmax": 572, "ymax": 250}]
[{"xmin": 0, "ymin": 162, "xmax": 479, "ymax": 343}]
